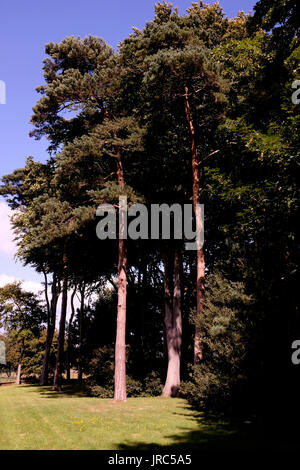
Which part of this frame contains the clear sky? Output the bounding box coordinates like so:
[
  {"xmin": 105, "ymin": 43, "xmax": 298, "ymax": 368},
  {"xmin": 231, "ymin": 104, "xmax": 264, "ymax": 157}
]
[{"xmin": 0, "ymin": 0, "xmax": 255, "ymax": 288}]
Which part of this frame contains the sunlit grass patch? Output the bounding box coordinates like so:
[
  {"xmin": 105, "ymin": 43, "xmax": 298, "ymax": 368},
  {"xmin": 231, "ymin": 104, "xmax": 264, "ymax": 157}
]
[{"xmin": 0, "ymin": 384, "xmax": 262, "ymax": 450}]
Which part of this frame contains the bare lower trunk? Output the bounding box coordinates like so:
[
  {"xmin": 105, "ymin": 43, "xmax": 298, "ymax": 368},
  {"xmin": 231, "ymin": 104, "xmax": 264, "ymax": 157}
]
[
  {"xmin": 194, "ymin": 248, "xmax": 205, "ymax": 364},
  {"xmin": 162, "ymin": 247, "xmax": 182, "ymax": 398},
  {"xmin": 40, "ymin": 269, "xmax": 51, "ymax": 386},
  {"xmin": 40, "ymin": 337, "xmax": 53, "ymax": 385},
  {"xmin": 67, "ymin": 286, "xmax": 76, "ymax": 382},
  {"xmin": 114, "ymin": 237, "xmax": 127, "ymax": 402},
  {"xmin": 16, "ymin": 340, "xmax": 24, "ymax": 385},
  {"xmin": 52, "ymin": 253, "xmax": 68, "ymax": 391},
  {"xmin": 40, "ymin": 273, "xmax": 60, "ymax": 386},
  {"xmin": 114, "ymin": 147, "xmax": 127, "ymax": 402},
  {"xmin": 16, "ymin": 361, "xmax": 22, "ymax": 385},
  {"xmin": 184, "ymin": 86, "xmax": 205, "ymax": 364},
  {"xmin": 77, "ymin": 283, "xmax": 85, "ymax": 383}
]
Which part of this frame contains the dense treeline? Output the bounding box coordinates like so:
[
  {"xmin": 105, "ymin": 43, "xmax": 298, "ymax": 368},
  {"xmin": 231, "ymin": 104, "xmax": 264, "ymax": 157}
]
[{"xmin": 0, "ymin": 0, "xmax": 299, "ymax": 438}]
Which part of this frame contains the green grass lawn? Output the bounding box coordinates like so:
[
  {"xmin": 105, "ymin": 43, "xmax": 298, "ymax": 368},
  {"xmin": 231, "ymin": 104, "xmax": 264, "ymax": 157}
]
[{"xmin": 0, "ymin": 384, "xmax": 278, "ymax": 450}]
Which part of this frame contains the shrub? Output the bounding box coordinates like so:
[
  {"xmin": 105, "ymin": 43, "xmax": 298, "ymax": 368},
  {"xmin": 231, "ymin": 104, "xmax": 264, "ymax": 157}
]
[
  {"xmin": 86, "ymin": 346, "xmax": 115, "ymax": 385},
  {"xmin": 85, "ymin": 346, "xmax": 164, "ymax": 398},
  {"xmin": 126, "ymin": 377, "xmax": 144, "ymax": 397},
  {"xmin": 144, "ymin": 371, "xmax": 163, "ymax": 396},
  {"xmin": 85, "ymin": 376, "xmax": 144, "ymax": 398},
  {"xmin": 182, "ymin": 272, "xmax": 254, "ymax": 414},
  {"xmin": 86, "ymin": 382, "xmax": 113, "ymax": 398}
]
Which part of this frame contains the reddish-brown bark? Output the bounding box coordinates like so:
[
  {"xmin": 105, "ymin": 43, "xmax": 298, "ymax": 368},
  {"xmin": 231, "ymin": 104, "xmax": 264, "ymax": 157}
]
[
  {"xmin": 184, "ymin": 85, "xmax": 205, "ymax": 364},
  {"xmin": 114, "ymin": 146, "xmax": 127, "ymax": 402}
]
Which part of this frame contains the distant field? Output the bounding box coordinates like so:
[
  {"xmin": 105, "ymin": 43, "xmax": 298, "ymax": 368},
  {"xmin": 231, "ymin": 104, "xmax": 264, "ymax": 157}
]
[
  {"xmin": 0, "ymin": 371, "xmax": 16, "ymax": 383},
  {"xmin": 0, "ymin": 385, "xmax": 290, "ymax": 450}
]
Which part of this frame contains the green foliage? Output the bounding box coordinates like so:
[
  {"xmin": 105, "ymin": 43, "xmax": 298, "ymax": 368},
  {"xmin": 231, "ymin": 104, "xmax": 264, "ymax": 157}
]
[
  {"xmin": 21, "ymin": 330, "xmax": 57, "ymax": 377},
  {"xmin": 86, "ymin": 383, "xmax": 113, "ymax": 398},
  {"xmin": 0, "ymin": 282, "xmax": 46, "ymax": 334},
  {"xmin": 86, "ymin": 374, "xmax": 161, "ymax": 399},
  {"xmin": 85, "ymin": 346, "xmax": 162, "ymax": 398},
  {"xmin": 144, "ymin": 371, "xmax": 163, "ymax": 396},
  {"xmin": 86, "ymin": 345, "xmax": 115, "ymax": 386},
  {"xmin": 182, "ymin": 272, "xmax": 254, "ymax": 414},
  {"xmin": 125, "ymin": 376, "xmax": 144, "ymax": 397}
]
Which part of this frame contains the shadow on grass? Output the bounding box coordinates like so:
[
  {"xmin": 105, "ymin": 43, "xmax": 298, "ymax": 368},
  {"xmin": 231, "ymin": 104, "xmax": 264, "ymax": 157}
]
[
  {"xmin": 21, "ymin": 383, "xmax": 90, "ymax": 398},
  {"xmin": 115, "ymin": 417, "xmax": 264, "ymax": 451},
  {"xmin": 114, "ymin": 402, "xmax": 292, "ymax": 451},
  {"xmin": 115, "ymin": 427, "xmax": 283, "ymax": 451}
]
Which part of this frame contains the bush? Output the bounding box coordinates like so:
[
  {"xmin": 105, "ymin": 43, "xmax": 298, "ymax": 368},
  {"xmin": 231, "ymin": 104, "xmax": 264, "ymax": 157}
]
[
  {"xmin": 86, "ymin": 382, "xmax": 113, "ymax": 398},
  {"xmin": 86, "ymin": 346, "xmax": 115, "ymax": 385},
  {"xmin": 144, "ymin": 371, "xmax": 163, "ymax": 396},
  {"xmin": 84, "ymin": 372, "xmax": 163, "ymax": 398},
  {"xmin": 126, "ymin": 377, "xmax": 144, "ymax": 397},
  {"xmin": 182, "ymin": 272, "xmax": 254, "ymax": 414},
  {"xmin": 85, "ymin": 346, "xmax": 163, "ymax": 398},
  {"xmin": 180, "ymin": 366, "xmax": 239, "ymax": 413},
  {"xmin": 85, "ymin": 377, "xmax": 143, "ymax": 398}
]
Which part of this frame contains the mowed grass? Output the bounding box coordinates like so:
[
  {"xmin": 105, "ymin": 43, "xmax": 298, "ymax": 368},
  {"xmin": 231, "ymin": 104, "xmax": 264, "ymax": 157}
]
[{"xmin": 0, "ymin": 384, "xmax": 264, "ymax": 450}]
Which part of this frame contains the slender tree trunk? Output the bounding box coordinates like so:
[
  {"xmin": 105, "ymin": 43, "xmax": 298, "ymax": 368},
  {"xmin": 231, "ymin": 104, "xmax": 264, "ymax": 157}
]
[
  {"xmin": 40, "ymin": 273, "xmax": 60, "ymax": 386},
  {"xmin": 162, "ymin": 250, "xmax": 174, "ymax": 396},
  {"xmin": 162, "ymin": 247, "xmax": 182, "ymax": 397},
  {"xmin": 40, "ymin": 333, "xmax": 53, "ymax": 386},
  {"xmin": 16, "ymin": 339, "xmax": 24, "ymax": 385},
  {"xmin": 40, "ymin": 269, "xmax": 51, "ymax": 386},
  {"xmin": 77, "ymin": 282, "xmax": 85, "ymax": 383},
  {"xmin": 114, "ymin": 146, "xmax": 127, "ymax": 402},
  {"xmin": 43, "ymin": 268, "xmax": 50, "ymax": 322},
  {"xmin": 16, "ymin": 362, "xmax": 22, "ymax": 385},
  {"xmin": 184, "ymin": 86, "xmax": 205, "ymax": 364},
  {"xmin": 52, "ymin": 252, "xmax": 68, "ymax": 391},
  {"xmin": 66, "ymin": 286, "xmax": 76, "ymax": 382}
]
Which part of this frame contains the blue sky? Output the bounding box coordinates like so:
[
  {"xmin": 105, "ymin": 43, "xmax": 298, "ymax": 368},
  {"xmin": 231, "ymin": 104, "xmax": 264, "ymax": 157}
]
[{"xmin": 0, "ymin": 0, "xmax": 255, "ymax": 289}]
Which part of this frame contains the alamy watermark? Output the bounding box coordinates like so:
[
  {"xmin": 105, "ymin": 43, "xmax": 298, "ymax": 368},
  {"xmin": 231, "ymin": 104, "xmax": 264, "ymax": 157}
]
[
  {"xmin": 291, "ymin": 340, "xmax": 300, "ymax": 365},
  {"xmin": 0, "ymin": 80, "xmax": 6, "ymax": 104},
  {"xmin": 96, "ymin": 197, "xmax": 204, "ymax": 251}
]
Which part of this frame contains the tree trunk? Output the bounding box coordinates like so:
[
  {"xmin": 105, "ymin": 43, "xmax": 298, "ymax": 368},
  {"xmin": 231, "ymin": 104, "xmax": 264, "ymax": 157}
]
[
  {"xmin": 162, "ymin": 247, "xmax": 182, "ymax": 397},
  {"xmin": 16, "ymin": 339, "xmax": 24, "ymax": 385},
  {"xmin": 77, "ymin": 283, "xmax": 85, "ymax": 383},
  {"xmin": 52, "ymin": 252, "xmax": 68, "ymax": 391},
  {"xmin": 114, "ymin": 146, "xmax": 127, "ymax": 402},
  {"xmin": 40, "ymin": 273, "xmax": 60, "ymax": 386},
  {"xmin": 194, "ymin": 250, "xmax": 205, "ymax": 364},
  {"xmin": 40, "ymin": 335, "xmax": 53, "ymax": 386},
  {"xmin": 66, "ymin": 286, "xmax": 76, "ymax": 382},
  {"xmin": 184, "ymin": 85, "xmax": 205, "ymax": 364},
  {"xmin": 16, "ymin": 362, "xmax": 22, "ymax": 385}
]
